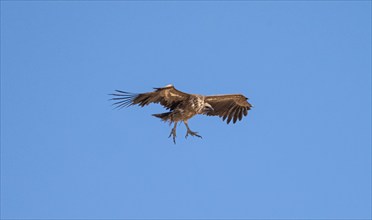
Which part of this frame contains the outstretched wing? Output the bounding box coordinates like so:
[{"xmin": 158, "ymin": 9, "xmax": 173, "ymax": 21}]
[
  {"xmin": 204, "ymin": 94, "xmax": 252, "ymax": 124},
  {"xmin": 110, "ymin": 85, "xmax": 190, "ymax": 110}
]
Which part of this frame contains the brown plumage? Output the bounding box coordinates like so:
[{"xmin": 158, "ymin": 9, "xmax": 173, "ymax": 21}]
[{"xmin": 110, "ymin": 84, "xmax": 252, "ymax": 143}]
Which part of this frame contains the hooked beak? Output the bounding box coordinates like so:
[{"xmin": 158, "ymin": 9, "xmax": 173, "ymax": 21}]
[{"xmin": 205, "ymin": 103, "xmax": 214, "ymax": 111}]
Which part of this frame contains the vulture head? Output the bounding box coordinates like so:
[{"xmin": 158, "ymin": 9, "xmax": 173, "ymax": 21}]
[{"xmin": 202, "ymin": 103, "xmax": 214, "ymax": 113}]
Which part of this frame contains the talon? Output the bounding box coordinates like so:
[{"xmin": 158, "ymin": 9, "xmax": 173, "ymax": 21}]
[
  {"xmin": 183, "ymin": 121, "xmax": 202, "ymax": 141},
  {"xmin": 185, "ymin": 129, "xmax": 202, "ymax": 139},
  {"xmin": 168, "ymin": 127, "xmax": 177, "ymax": 144}
]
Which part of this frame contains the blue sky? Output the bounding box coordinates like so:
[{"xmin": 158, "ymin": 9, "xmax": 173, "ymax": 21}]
[{"xmin": 1, "ymin": 1, "xmax": 371, "ymax": 219}]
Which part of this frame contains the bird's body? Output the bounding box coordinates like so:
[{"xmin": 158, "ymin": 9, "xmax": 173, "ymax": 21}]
[
  {"xmin": 110, "ymin": 84, "xmax": 252, "ymax": 143},
  {"xmin": 153, "ymin": 94, "xmax": 206, "ymax": 122}
]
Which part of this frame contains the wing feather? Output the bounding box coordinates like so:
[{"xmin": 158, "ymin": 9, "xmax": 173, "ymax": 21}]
[
  {"xmin": 226, "ymin": 105, "xmax": 238, "ymax": 124},
  {"xmin": 110, "ymin": 85, "xmax": 190, "ymax": 110},
  {"xmin": 204, "ymin": 94, "xmax": 252, "ymax": 124},
  {"xmin": 243, "ymin": 107, "xmax": 248, "ymax": 116},
  {"xmin": 237, "ymin": 107, "xmax": 243, "ymax": 121}
]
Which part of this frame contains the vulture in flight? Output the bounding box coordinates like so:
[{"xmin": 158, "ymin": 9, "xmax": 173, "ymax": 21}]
[{"xmin": 110, "ymin": 84, "xmax": 252, "ymax": 143}]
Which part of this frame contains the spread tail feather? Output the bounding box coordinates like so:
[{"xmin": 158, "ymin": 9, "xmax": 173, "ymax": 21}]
[{"xmin": 152, "ymin": 112, "xmax": 172, "ymax": 122}]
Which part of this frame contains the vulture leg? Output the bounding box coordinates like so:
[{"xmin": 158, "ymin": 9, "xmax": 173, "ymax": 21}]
[
  {"xmin": 184, "ymin": 120, "xmax": 202, "ymax": 139},
  {"xmin": 168, "ymin": 122, "xmax": 178, "ymax": 144}
]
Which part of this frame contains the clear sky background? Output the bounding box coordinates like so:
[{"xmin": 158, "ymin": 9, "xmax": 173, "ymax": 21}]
[{"xmin": 1, "ymin": 1, "xmax": 371, "ymax": 219}]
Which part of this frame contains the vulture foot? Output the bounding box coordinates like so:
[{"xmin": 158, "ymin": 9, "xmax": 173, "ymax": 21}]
[
  {"xmin": 168, "ymin": 127, "xmax": 177, "ymax": 144},
  {"xmin": 185, "ymin": 130, "xmax": 202, "ymax": 139}
]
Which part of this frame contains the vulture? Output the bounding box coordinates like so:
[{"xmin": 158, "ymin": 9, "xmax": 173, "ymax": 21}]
[{"xmin": 110, "ymin": 84, "xmax": 252, "ymax": 143}]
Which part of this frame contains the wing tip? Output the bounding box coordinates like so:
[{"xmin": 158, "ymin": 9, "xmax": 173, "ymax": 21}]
[{"xmin": 109, "ymin": 90, "xmax": 138, "ymax": 109}]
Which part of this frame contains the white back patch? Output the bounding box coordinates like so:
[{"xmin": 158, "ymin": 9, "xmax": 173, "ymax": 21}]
[{"xmin": 164, "ymin": 84, "xmax": 174, "ymax": 88}]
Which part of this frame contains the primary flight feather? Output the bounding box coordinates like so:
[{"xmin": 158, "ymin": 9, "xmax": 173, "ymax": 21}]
[{"xmin": 110, "ymin": 84, "xmax": 252, "ymax": 143}]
